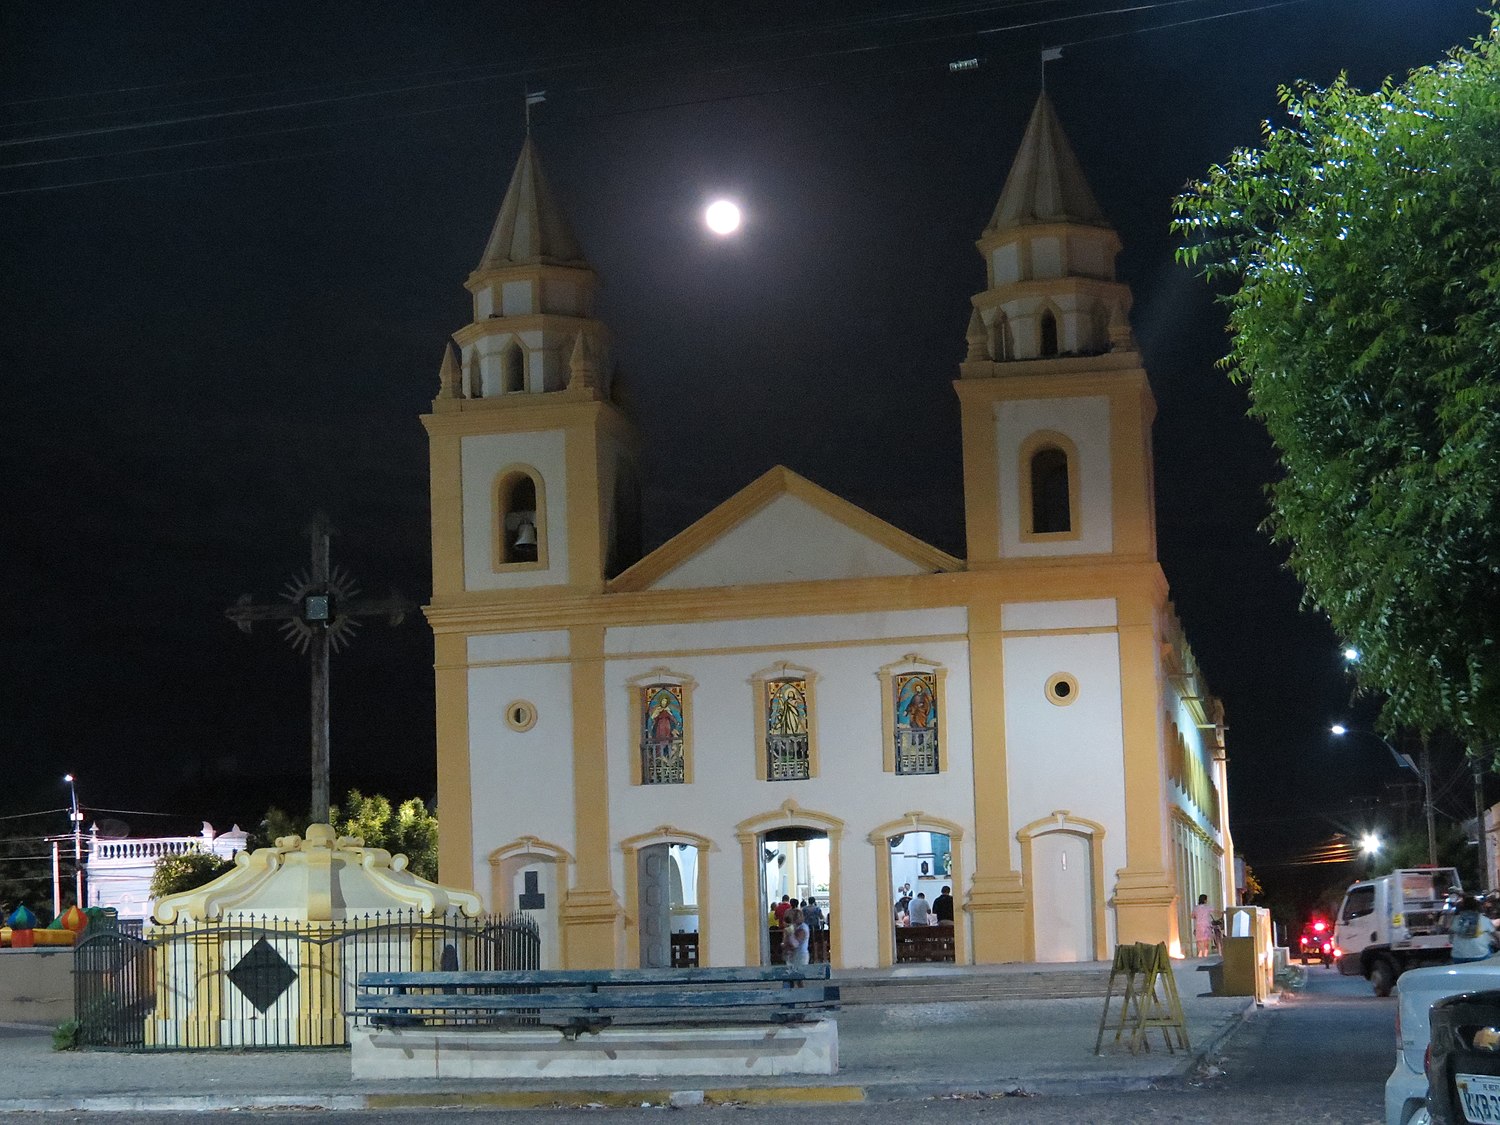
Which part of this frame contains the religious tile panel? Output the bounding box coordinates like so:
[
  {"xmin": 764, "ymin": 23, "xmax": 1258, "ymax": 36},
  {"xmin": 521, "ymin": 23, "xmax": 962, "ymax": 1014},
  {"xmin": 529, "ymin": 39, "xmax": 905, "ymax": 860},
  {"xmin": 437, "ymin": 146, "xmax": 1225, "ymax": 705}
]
[
  {"xmin": 640, "ymin": 683, "xmax": 686, "ymax": 784},
  {"xmin": 894, "ymin": 671, "xmax": 939, "ymax": 775},
  {"xmin": 766, "ymin": 677, "xmax": 810, "ymax": 781}
]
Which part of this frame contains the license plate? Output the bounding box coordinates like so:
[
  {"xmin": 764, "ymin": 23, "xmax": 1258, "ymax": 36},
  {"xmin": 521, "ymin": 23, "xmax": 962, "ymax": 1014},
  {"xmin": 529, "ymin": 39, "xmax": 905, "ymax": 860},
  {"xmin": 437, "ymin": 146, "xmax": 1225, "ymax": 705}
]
[{"xmin": 1457, "ymin": 1074, "xmax": 1500, "ymax": 1123}]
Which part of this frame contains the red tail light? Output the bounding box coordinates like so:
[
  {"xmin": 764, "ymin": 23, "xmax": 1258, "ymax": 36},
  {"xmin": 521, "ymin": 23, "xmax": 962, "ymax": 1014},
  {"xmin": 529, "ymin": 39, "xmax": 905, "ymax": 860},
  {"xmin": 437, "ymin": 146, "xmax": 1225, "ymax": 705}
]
[{"xmin": 1313, "ymin": 921, "xmax": 1327, "ymax": 932}]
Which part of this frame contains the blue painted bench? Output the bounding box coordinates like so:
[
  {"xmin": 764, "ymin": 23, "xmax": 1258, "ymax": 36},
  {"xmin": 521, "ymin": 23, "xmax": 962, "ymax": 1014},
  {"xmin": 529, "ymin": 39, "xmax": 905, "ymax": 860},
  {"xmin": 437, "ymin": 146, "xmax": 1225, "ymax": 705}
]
[{"xmin": 354, "ymin": 965, "xmax": 838, "ymax": 1034}]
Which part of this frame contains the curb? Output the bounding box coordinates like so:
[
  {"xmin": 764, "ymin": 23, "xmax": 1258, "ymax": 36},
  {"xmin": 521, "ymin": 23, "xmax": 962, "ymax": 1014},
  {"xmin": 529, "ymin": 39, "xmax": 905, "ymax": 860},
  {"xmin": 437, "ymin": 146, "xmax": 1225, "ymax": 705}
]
[{"xmin": 0, "ymin": 1087, "xmax": 868, "ymax": 1114}]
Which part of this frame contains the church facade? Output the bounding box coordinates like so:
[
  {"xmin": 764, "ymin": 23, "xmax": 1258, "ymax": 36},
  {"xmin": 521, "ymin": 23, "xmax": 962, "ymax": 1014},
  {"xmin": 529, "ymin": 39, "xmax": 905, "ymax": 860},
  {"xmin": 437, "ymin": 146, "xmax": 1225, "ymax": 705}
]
[{"xmin": 421, "ymin": 94, "xmax": 1233, "ymax": 969}]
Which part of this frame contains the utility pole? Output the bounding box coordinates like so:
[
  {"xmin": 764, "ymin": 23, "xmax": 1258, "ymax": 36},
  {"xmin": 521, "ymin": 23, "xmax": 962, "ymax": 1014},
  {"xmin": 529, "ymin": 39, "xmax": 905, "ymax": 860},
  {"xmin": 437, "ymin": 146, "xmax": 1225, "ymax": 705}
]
[
  {"xmin": 63, "ymin": 773, "xmax": 83, "ymax": 907},
  {"xmin": 1420, "ymin": 733, "xmax": 1437, "ymax": 867},
  {"xmin": 1476, "ymin": 762, "xmax": 1490, "ymax": 889}
]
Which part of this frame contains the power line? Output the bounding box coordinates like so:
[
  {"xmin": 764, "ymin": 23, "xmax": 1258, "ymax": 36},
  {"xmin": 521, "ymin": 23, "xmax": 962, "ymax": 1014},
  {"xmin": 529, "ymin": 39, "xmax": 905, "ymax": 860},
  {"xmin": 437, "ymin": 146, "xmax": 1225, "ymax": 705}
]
[{"xmin": 0, "ymin": 0, "xmax": 1312, "ymax": 189}]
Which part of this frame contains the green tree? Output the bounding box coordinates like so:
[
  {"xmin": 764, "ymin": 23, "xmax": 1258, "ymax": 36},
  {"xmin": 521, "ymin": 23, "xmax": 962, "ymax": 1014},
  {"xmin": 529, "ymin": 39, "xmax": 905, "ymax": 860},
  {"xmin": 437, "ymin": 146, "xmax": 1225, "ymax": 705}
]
[
  {"xmin": 328, "ymin": 790, "xmax": 439, "ymax": 881},
  {"xmin": 149, "ymin": 851, "xmax": 235, "ymax": 899},
  {"xmin": 1172, "ymin": 15, "xmax": 1500, "ymax": 745}
]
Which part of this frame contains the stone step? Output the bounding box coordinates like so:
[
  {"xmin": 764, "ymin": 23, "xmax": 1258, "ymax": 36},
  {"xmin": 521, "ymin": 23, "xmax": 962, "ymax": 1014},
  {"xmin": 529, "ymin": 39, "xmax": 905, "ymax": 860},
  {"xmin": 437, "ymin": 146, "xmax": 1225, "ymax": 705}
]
[{"xmin": 835, "ymin": 967, "xmax": 1113, "ymax": 1005}]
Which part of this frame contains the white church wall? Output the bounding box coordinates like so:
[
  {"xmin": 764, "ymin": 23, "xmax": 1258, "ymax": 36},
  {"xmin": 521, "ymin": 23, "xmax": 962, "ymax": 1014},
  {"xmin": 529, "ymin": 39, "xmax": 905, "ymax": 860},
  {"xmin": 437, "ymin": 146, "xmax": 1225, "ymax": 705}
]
[
  {"xmin": 1002, "ymin": 625, "xmax": 1128, "ymax": 946},
  {"xmin": 501, "ymin": 279, "xmax": 533, "ymax": 315},
  {"xmin": 650, "ymin": 495, "xmax": 929, "ymax": 590},
  {"xmin": 460, "ymin": 430, "xmax": 569, "ymax": 591},
  {"xmin": 606, "ymin": 607, "xmax": 968, "ymax": 656},
  {"xmin": 1002, "ymin": 598, "xmax": 1116, "ymax": 633},
  {"xmin": 466, "ymin": 656, "xmax": 577, "ymax": 907},
  {"xmin": 995, "ymin": 396, "xmax": 1113, "ymax": 558},
  {"xmin": 604, "ymin": 609, "xmax": 974, "ymax": 968}
]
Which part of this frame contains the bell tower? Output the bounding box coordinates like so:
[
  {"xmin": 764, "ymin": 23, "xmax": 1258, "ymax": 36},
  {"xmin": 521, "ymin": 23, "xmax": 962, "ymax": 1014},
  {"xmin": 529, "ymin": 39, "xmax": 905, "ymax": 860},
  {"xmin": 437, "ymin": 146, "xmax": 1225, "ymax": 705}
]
[
  {"xmin": 956, "ymin": 92, "xmax": 1156, "ymax": 567},
  {"xmin": 423, "ymin": 137, "xmax": 641, "ymax": 601}
]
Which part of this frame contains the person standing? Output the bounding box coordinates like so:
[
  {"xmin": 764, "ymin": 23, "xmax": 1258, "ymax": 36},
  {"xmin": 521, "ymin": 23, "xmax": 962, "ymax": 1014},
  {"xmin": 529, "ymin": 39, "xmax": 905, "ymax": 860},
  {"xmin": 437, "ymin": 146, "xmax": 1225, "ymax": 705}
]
[
  {"xmin": 1451, "ymin": 895, "xmax": 1499, "ymax": 962},
  {"xmin": 1191, "ymin": 894, "xmax": 1217, "ymax": 957},
  {"xmin": 909, "ymin": 891, "xmax": 932, "ymax": 926},
  {"xmin": 782, "ymin": 908, "xmax": 811, "ymax": 985},
  {"xmin": 933, "ymin": 885, "xmax": 954, "ymax": 925}
]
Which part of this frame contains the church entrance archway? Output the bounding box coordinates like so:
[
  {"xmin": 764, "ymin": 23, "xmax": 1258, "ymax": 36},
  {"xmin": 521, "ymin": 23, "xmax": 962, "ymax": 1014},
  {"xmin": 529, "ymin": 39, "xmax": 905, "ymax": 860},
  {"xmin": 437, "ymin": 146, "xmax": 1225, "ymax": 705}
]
[
  {"xmin": 735, "ymin": 803, "xmax": 844, "ymax": 967},
  {"xmin": 488, "ymin": 837, "xmax": 571, "ymax": 969},
  {"xmin": 622, "ymin": 829, "xmax": 709, "ymax": 969},
  {"xmin": 1031, "ymin": 831, "xmax": 1093, "ymax": 961},
  {"xmin": 868, "ymin": 814, "xmax": 966, "ymax": 966},
  {"xmin": 1018, "ymin": 812, "xmax": 1108, "ymax": 962},
  {"xmin": 760, "ymin": 828, "xmax": 831, "ymax": 965}
]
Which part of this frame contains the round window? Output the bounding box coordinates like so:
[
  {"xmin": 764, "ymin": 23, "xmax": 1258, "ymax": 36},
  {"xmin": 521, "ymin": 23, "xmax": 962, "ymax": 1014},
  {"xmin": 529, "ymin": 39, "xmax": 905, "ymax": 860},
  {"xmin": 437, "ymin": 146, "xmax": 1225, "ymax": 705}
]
[
  {"xmin": 1045, "ymin": 673, "xmax": 1079, "ymax": 707},
  {"xmin": 504, "ymin": 700, "xmax": 538, "ymax": 732}
]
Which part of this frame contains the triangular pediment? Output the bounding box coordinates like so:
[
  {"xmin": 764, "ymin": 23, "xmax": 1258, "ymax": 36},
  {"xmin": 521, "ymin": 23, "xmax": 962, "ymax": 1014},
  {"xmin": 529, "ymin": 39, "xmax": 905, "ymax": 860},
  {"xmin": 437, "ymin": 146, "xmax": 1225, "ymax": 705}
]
[{"xmin": 611, "ymin": 467, "xmax": 961, "ymax": 593}]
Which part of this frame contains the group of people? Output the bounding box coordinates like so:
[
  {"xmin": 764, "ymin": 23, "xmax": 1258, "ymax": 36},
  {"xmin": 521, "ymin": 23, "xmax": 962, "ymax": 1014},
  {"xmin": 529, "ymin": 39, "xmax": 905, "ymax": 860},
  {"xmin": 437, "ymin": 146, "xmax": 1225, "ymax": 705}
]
[
  {"xmin": 893, "ymin": 883, "xmax": 954, "ymax": 927},
  {"xmin": 771, "ymin": 895, "xmax": 824, "ymax": 970}
]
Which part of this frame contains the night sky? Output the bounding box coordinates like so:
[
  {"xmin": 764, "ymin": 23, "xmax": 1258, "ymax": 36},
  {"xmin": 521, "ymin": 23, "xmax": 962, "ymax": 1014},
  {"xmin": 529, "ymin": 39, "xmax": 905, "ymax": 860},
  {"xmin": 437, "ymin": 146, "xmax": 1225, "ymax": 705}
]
[{"xmin": 2, "ymin": 2, "xmax": 1489, "ymax": 892}]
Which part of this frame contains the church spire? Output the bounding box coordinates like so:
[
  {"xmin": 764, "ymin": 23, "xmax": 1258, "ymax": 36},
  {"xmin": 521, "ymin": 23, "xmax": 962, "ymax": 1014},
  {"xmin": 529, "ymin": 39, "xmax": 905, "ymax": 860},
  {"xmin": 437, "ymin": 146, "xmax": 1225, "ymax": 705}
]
[
  {"xmin": 475, "ymin": 136, "xmax": 585, "ymax": 272},
  {"xmin": 963, "ymin": 91, "xmax": 1130, "ymax": 366},
  {"xmin": 448, "ymin": 135, "xmax": 609, "ymax": 405},
  {"xmin": 986, "ymin": 92, "xmax": 1107, "ymax": 234}
]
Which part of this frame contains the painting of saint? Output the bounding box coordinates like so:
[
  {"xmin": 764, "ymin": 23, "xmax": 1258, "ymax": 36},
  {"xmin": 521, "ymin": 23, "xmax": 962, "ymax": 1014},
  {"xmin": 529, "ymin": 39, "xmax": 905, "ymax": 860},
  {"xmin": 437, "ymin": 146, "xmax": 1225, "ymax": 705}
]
[
  {"xmin": 896, "ymin": 672, "xmax": 937, "ymax": 731},
  {"xmin": 894, "ymin": 671, "xmax": 939, "ymax": 774},
  {"xmin": 640, "ymin": 683, "xmax": 685, "ymax": 784},
  {"xmin": 643, "ymin": 684, "xmax": 683, "ymax": 745},
  {"xmin": 767, "ymin": 679, "xmax": 808, "ymax": 735}
]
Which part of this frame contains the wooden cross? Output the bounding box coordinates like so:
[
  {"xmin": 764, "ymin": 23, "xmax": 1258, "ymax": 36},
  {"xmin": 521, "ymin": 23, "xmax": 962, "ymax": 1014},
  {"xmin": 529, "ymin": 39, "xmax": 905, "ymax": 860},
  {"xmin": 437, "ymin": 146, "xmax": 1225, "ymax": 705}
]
[{"xmin": 225, "ymin": 512, "xmax": 415, "ymax": 823}]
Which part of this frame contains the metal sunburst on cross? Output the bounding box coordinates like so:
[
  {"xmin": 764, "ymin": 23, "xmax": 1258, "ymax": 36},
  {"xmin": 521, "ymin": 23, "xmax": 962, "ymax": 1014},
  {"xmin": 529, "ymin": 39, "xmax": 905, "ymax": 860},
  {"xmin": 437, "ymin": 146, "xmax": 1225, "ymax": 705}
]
[{"xmin": 225, "ymin": 512, "xmax": 415, "ymax": 823}]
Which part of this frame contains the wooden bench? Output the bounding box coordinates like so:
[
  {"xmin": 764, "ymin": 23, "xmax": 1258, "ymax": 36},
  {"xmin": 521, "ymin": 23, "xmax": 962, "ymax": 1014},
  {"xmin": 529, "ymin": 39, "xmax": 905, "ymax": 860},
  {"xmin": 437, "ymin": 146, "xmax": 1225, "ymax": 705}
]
[{"xmin": 354, "ymin": 965, "xmax": 838, "ymax": 1035}]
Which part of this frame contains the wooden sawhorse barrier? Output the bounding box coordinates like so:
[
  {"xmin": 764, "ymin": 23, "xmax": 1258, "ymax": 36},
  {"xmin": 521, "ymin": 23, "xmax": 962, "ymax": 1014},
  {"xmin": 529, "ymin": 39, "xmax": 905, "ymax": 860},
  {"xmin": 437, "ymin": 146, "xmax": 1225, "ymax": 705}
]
[{"xmin": 1094, "ymin": 941, "xmax": 1190, "ymax": 1055}]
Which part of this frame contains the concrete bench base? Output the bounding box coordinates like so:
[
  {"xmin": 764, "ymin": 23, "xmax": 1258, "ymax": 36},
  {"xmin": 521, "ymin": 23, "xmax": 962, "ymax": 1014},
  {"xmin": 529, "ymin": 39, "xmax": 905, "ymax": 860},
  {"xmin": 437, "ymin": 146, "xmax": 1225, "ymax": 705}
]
[{"xmin": 350, "ymin": 1019, "xmax": 839, "ymax": 1080}]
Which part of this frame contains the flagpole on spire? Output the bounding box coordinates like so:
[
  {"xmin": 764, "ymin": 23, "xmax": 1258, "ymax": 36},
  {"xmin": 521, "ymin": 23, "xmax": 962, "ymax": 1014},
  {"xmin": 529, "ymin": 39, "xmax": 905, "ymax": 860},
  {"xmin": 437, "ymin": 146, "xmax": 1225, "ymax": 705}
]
[
  {"xmin": 1040, "ymin": 47, "xmax": 1062, "ymax": 90},
  {"xmin": 524, "ymin": 89, "xmax": 546, "ymax": 133}
]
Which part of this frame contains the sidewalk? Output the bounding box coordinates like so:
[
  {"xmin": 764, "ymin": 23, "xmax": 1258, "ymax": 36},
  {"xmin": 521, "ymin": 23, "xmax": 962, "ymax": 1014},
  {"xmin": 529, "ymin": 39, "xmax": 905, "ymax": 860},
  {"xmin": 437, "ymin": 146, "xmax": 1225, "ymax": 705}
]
[{"xmin": 0, "ymin": 959, "xmax": 1259, "ymax": 1111}]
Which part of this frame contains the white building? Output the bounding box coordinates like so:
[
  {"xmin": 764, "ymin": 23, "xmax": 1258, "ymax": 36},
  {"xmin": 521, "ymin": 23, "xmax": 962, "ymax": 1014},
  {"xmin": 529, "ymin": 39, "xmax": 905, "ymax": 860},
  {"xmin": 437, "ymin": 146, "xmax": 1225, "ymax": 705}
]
[
  {"xmin": 421, "ymin": 94, "xmax": 1233, "ymax": 968},
  {"xmin": 85, "ymin": 822, "xmax": 248, "ymax": 921}
]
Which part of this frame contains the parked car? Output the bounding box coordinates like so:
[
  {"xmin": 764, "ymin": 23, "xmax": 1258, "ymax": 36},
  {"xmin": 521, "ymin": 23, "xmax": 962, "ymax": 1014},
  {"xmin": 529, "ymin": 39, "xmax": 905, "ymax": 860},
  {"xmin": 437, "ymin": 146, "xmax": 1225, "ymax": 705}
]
[
  {"xmin": 1387, "ymin": 956, "xmax": 1500, "ymax": 1125},
  {"xmin": 1299, "ymin": 917, "xmax": 1335, "ymax": 965},
  {"xmin": 1426, "ymin": 988, "xmax": 1500, "ymax": 1124}
]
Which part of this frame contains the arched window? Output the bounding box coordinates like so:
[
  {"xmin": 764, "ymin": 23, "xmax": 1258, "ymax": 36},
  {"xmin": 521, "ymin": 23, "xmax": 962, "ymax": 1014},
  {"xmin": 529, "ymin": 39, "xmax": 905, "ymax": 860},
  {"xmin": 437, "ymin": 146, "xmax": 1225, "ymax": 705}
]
[
  {"xmin": 989, "ymin": 312, "xmax": 1013, "ymax": 362},
  {"xmin": 1030, "ymin": 446, "xmax": 1071, "ymax": 534},
  {"xmin": 466, "ymin": 350, "xmax": 482, "ymax": 398},
  {"xmin": 1038, "ymin": 309, "xmax": 1059, "ymax": 357},
  {"xmin": 501, "ymin": 341, "xmax": 525, "ymax": 394},
  {"xmin": 497, "ymin": 469, "xmax": 541, "ymax": 565}
]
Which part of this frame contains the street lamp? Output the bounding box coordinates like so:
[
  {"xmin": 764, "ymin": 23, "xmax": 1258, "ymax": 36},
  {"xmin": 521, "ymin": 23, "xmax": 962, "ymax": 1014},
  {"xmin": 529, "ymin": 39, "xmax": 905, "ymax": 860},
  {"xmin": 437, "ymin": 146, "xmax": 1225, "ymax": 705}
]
[
  {"xmin": 62, "ymin": 773, "xmax": 83, "ymax": 907},
  {"xmin": 1361, "ymin": 831, "xmax": 1382, "ymax": 856},
  {"xmin": 1331, "ymin": 725, "xmax": 1436, "ymax": 866},
  {"xmin": 1343, "ymin": 648, "xmax": 1361, "ymax": 664}
]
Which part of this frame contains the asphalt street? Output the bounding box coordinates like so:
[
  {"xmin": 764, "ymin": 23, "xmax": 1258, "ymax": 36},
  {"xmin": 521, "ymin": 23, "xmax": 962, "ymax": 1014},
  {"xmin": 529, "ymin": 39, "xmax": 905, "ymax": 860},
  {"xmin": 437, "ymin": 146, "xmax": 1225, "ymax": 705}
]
[{"xmin": 0, "ymin": 965, "xmax": 1397, "ymax": 1122}]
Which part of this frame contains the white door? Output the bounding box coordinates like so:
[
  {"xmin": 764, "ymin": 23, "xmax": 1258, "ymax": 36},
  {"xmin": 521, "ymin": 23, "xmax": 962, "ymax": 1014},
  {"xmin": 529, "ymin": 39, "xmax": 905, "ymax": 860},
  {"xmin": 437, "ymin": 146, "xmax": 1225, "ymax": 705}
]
[
  {"xmin": 638, "ymin": 845, "xmax": 671, "ymax": 968},
  {"xmin": 1031, "ymin": 831, "xmax": 1094, "ymax": 962}
]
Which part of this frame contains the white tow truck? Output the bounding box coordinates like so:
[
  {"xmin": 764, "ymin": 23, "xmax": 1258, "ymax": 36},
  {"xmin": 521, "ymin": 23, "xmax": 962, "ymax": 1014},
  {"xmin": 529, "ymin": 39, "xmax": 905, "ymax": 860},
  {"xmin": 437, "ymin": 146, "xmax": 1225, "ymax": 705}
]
[{"xmin": 1334, "ymin": 867, "xmax": 1461, "ymax": 996}]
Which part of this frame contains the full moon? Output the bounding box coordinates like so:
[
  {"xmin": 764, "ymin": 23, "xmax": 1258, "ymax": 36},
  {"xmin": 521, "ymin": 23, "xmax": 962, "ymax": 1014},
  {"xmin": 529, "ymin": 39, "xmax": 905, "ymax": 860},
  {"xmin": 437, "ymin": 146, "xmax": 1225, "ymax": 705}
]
[{"xmin": 704, "ymin": 199, "xmax": 742, "ymax": 235}]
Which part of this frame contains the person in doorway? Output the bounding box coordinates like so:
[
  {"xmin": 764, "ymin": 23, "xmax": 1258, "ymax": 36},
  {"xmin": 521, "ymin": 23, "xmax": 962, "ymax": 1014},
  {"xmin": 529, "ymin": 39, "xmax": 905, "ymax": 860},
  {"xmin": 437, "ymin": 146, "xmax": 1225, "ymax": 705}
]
[
  {"xmin": 909, "ymin": 891, "xmax": 932, "ymax": 926},
  {"xmin": 1192, "ymin": 894, "xmax": 1217, "ymax": 957},
  {"xmin": 894, "ymin": 884, "xmax": 912, "ymax": 922},
  {"xmin": 803, "ymin": 897, "xmax": 824, "ymax": 932},
  {"xmin": 933, "ymin": 885, "xmax": 954, "ymax": 925},
  {"xmin": 782, "ymin": 907, "xmax": 811, "ymax": 983},
  {"xmin": 1450, "ymin": 894, "xmax": 1499, "ymax": 962}
]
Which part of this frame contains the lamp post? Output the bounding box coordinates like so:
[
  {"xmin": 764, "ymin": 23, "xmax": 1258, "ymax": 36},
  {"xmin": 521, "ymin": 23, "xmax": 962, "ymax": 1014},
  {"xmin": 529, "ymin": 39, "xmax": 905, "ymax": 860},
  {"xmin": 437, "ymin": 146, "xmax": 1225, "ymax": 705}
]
[
  {"xmin": 63, "ymin": 773, "xmax": 83, "ymax": 907},
  {"xmin": 1331, "ymin": 725, "xmax": 1436, "ymax": 866}
]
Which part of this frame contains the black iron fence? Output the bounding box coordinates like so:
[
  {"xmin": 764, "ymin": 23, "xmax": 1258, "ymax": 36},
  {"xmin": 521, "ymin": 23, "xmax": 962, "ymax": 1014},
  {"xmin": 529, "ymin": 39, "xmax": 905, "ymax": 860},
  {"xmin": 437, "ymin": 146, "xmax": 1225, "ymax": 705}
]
[{"xmin": 73, "ymin": 909, "xmax": 538, "ymax": 1049}]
